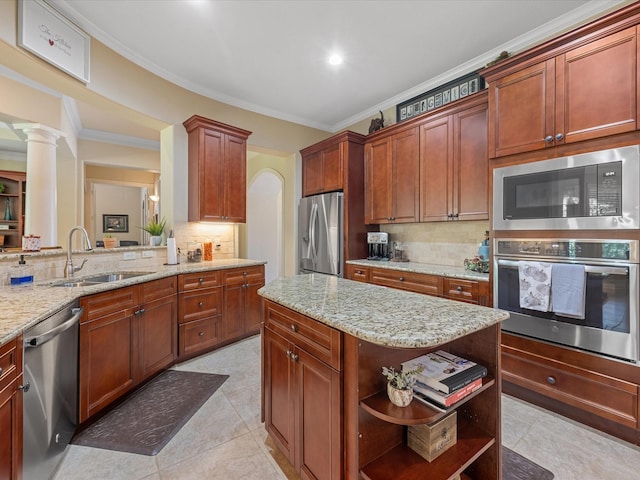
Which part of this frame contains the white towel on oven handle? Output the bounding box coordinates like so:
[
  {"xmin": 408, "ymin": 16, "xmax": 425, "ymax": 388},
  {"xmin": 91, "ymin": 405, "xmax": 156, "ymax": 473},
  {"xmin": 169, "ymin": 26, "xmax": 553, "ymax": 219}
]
[
  {"xmin": 551, "ymin": 263, "xmax": 586, "ymax": 319},
  {"xmin": 518, "ymin": 261, "xmax": 552, "ymax": 312}
]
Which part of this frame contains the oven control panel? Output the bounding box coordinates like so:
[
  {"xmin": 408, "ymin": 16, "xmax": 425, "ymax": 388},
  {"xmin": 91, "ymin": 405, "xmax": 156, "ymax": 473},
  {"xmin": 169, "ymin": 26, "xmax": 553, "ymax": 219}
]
[{"xmin": 495, "ymin": 239, "xmax": 636, "ymax": 262}]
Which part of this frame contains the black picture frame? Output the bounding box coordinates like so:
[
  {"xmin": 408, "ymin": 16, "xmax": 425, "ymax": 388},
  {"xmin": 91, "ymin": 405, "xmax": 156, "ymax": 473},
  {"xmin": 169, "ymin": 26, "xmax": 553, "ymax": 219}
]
[
  {"xmin": 396, "ymin": 71, "xmax": 485, "ymax": 123},
  {"xmin": 103, "ymin": 214, "xmax": 129, "ymax": 233}
]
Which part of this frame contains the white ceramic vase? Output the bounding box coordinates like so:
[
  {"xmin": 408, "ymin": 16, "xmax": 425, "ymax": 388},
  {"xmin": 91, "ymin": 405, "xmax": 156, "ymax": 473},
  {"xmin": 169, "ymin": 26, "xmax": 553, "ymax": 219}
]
[
  {"xmin": 150, "ymin": 235, "xmax": 162, "ymax": 246},
  {"xmin": 387, "ymin": 383, "xmax": 413, "ymax": 407}
]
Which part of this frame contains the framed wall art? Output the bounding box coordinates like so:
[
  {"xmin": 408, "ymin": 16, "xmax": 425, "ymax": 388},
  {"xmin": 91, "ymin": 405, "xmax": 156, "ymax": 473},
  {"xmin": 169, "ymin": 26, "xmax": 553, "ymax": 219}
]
[
  {"xmin": 396, "ymin": 71, "xmax": 485, "ymax": 123},
  {"xmin": 103, "ymin": 214, "xmax": 129, "ymax": 233},
  {"xmin": 17, "ymin": 0, "xmax": 90, "ymax": 83}
]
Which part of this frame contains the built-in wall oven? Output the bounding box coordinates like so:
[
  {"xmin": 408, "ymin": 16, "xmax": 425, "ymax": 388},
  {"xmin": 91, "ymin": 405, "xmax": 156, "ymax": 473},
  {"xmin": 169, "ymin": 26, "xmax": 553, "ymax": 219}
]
[{"xmin": 494, "ymin": 238, "xmax": 639, "ymax": 364}]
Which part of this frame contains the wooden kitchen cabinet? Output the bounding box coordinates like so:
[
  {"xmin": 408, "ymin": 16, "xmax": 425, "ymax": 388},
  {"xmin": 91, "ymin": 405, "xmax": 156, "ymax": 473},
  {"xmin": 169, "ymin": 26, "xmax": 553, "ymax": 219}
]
[
  {"xmin": 365, "ymin": 126, "xmax": 419, "ymax": 224},
  {"xmin": 0, "ymin": 171, "xmax": 26, "ymax": 250},
  {"xmin": 0, "ymin": 337, "xmax": 22, "ymax": 480},
  {"xmin": 485, "ymin": 25, "xmax": 639, "ymax": 158},
  {"xmin": 369, "ymin": 267, "xmax": 442, "ymax": 297},
  {"xmin": 301, "ymin": 141, "xmax": 342, "ymax": 196},
  {"xmin": 79, "ymin": 277, "xmax": 177, "ymax": 422},
  {"xmin": 345, "ymin": 263, "xmax": 369, "ymax": 283},
  {"xmin": 222, "ymin": 265, "xmax": 265, "ymax": 342},
  {"xmin": 443, "ymin": 277, "xmax": 490, "ymax": 306},
  {"xmin": 420, "ymin": 93, "xmax": 488, "ymax": 222},
  {"xmin": 263, "ymin": 301, "xmax": 342, "ymax": 480},
  {"xmin": 183, "ymin": 115, "xmax": 252, "ymax": 223},
  {"xmin": 178, "ymin": 270, "xmax": 223, "ymax": 359}
]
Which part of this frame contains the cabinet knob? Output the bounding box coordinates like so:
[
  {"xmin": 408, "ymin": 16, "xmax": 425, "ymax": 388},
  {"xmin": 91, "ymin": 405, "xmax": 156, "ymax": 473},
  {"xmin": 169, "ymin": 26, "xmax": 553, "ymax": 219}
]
[
  {"xmin": 555, "ymin": 133, "xmax": 564, "ymax": 141},
  {"xmin": 243, "ymin": 271, "xmax": 248, "ymax": 276},
  {"xmin": 456, "ymin": 286, "xmax": 463, "ymax": 292},
  {"xmin": 291, "ymin": 324, "xmax": 298, "ymax": 332},
  {"xmin": 544, "ymin": 135, "xmax": 554, "ymax": 143},
  {"xmin": 399, "ymin": 277, "xmax": 404, "ymax": 282},
  {"xmin": 199, "ymin": 332, "xmax": 205, "ymax": 337},
  {"xmin": 285, "ymin": 349, "xmax": 292, "ymax": 358},
  {"xmin": 452, "ymin": 213, "xmax": 459, "ymax": 219},
  {"xmin": 547, "ymin": 376, "xmax": 556, "ymax": 385},
  {"xmin": 290, "ymin": 353, "xmax": 299, "ymax": 362},
  {"xmin": 198, "ymin": 277, "xmax": 204, "ymax": 283},
  {"xmin": 18, "ymin": 381, "xmax": 30, "ymax": 392},
  {"xmin": 198, "ymin": 301, "xmax": 204, "ymax": 307}
]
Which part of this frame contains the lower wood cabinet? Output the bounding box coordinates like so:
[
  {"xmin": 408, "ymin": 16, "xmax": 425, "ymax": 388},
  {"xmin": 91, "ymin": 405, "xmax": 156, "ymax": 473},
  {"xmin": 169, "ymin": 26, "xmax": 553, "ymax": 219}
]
[
  {"xmin": 79, "ymin": 277, "xmax": 177, "ymax": 422},
  {"xmin": 263, "ymin": 301, "xmax": 342, "ymax": 480},
  {"xmin": 0, "ymin": 337, "xmax": 22, "ymax": 480},
  {"xmin": 222, "ymin": 265, "xmax": 265, "ymax": 342}
]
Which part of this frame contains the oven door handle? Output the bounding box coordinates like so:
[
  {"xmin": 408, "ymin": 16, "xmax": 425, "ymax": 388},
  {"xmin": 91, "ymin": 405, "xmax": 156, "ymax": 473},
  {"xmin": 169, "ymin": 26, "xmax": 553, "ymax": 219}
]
[{"xmin": 496, "ymin": 259, "xmax": 628, "ymax": 276}]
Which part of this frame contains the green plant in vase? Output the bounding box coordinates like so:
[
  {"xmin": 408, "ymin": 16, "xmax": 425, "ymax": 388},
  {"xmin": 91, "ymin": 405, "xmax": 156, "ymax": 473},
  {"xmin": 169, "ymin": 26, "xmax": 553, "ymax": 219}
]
[
  {"xmin": 141, "ymin": 217, "xmax": 166, "ymax": 246},
  {"xmin": 382, "ymin": 364, "xmax": 424, "ymax": 407}
]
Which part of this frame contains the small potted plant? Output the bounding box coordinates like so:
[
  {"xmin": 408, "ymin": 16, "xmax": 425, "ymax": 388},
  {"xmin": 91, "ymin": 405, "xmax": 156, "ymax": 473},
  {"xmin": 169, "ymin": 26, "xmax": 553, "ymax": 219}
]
[
  {"xmin": 382, "ymin": 365, "xmax": 424, "ymax": 407},
  {"xmin": 102, "ymin": 234, "xmax": 118, "ymax": 249},
  {"xmin": 141, "ymin": 217, "xmax": 166, "ymax": 246}
]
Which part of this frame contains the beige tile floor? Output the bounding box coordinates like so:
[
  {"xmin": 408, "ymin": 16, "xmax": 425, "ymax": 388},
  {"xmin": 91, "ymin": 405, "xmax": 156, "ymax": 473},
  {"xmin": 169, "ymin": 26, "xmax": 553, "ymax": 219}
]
[{"xmin": 53, "ymin": 335, "xmax": 640, "ymax": 480}]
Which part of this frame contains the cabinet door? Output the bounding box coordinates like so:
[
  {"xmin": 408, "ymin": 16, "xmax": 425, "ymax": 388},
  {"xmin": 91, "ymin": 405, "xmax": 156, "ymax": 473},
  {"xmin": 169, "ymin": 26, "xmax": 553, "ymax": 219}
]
[
  {"xmin": 223, "ymin": 283, "xmax": 246, "ymax": 342},
  {"xmin": 223, "ymin": 133, "xmax": 247, "ymax": 223},
  {"xmin": 139, "ymin": 294, "xmax": 177, "ymax": 379},
  {"xmin": 264, "ymin": 328, "xmax": 295, "ymax": 463},
  {"xmin": 420, "ymin": 116, "xmax": 452, "ymax": 221},
  {"xmin": 489, "ymin": 59, "xmax": 555, "ymax": 157},
  {"xmin": 558, "ymin": 26, "xmax": 638, "ymax": 145},
  {"xmin": 245, "ymin": 281, "xmax": 265, "ymax": 335},
  {"xmin": 0, "ymin": 338, "xmax": 21, "ymax": 480},
  {"xmin": 79, "ymin": 309, "xmax": 137, "ymax": 422},
  {"xmin": 321, "ymin": 142, "xmax": 343, "ymax": 193},
  {"xmin": 391, "ymin": 127, "xmax": 420, "ymax": 223},
  {"xmin": 199, "ymin": 128, "xmax": 225, "ymax": 221},
  {"xmin": 365, "ymin": 137, "xmax": 392, "ymax": 224},
  {"xmin": 454, "ymin": 102, "xmax": 488, "ymax": 220},
  {"xmin": 297, "ymin": 347, "xmax": 342, "ymax": 480},
  {"xmin": 302, "ymin": 150, "xmax": 323, "ymax": 197}
]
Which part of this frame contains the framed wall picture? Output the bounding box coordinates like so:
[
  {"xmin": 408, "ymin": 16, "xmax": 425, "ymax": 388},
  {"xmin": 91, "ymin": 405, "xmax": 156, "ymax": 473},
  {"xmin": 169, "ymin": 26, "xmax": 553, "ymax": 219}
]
[
  {"xmin": 103, "ymin": 214, "xmax": 129, "ymax": 233},
  {"xmin": 396, "ymin": 71, "xmax": 485, "ymax": 123},
  {"xmin": 17, "ymin": 0, "xmax": 90, "ymax": 83}
]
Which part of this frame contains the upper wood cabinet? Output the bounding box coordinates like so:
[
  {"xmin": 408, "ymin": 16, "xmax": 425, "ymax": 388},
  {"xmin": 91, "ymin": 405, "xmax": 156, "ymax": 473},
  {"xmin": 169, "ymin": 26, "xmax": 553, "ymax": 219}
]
[
  {"xmin": 183, "ymin": 115, "xmax": 252, "ymax": 223},
  {"xmin": 420, "ymin": 93, "xmax": 488, "ymax": 222},
  {"xmin": 485, "ymin": 24, "xmax": 639, "ymax": 158},
  {"xmin": 364, "ymin": 126, "xmax": 419, "ymax": 224},
  {"xmin": 301, "ymin": 141, "xmax": 342, "ymax": 197}
]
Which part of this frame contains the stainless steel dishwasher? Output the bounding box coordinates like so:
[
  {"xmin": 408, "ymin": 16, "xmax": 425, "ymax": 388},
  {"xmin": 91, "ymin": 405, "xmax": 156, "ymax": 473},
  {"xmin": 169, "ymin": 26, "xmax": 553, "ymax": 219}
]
[{"xmin": 22, "ymin": 303, "xmax": 82, "ymax": 480}]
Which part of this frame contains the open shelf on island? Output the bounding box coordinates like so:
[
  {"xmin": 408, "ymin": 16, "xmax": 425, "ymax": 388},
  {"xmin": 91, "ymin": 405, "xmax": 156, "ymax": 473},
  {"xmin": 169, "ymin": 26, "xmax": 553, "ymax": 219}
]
[
  {"xmin": 360, "ymin": 377, "xmax": 495, "ymax": 426},
  {"xmin": 360, "ymin": 421, "xmax": 494, "ymax": 480}
]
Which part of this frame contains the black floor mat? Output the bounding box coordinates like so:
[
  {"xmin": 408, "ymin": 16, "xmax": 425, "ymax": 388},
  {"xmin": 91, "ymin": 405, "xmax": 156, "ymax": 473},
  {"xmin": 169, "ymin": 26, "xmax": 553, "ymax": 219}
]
[
  {"xmin": 72, "ymin": 370, "xmax": 228, "ymax": 456},
  {"xmin": 504, "ymin": 445, "xmax": 555, "ymax": 480}
]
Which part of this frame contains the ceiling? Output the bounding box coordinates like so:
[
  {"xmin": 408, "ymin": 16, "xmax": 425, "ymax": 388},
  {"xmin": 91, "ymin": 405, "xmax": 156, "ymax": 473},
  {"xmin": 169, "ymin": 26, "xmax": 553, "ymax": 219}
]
[{"xmin": 0, "ymin": 0, "xmax": 630, "ymax": 156}]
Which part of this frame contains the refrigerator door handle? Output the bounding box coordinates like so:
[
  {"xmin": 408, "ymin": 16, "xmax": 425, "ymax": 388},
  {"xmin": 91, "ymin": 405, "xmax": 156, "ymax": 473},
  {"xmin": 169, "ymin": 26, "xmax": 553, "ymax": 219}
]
[{"xmin": 309, "ymin": 202, "xmax": 318, "ymax": 263}]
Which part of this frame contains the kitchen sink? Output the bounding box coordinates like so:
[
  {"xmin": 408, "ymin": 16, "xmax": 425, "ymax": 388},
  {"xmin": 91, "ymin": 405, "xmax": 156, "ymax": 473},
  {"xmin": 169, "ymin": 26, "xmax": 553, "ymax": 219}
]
[{"xmin": 51, "ymin": 271, "xmax": 152, "ymax": 287}]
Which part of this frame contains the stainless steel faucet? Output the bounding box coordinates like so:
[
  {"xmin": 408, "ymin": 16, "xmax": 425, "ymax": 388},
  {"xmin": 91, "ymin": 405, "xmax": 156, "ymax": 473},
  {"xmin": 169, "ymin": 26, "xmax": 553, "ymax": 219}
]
[{"xmin": 65, "ymin": 226, "xmax": 93, "ymax": 278}]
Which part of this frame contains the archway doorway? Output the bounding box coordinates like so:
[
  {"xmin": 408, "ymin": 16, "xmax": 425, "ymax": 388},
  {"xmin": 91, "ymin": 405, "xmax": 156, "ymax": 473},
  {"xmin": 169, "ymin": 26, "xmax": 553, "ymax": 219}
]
[{"xmin": 247, "ymin": 170, "xmax": 283, "ymax": 283}]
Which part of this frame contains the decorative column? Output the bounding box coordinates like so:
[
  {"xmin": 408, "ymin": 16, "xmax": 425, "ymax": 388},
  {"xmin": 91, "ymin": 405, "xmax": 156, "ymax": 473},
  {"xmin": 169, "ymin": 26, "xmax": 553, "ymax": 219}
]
[{"xmin": 12, "ymin": 123, "xmax": 64, "ymax": 247}]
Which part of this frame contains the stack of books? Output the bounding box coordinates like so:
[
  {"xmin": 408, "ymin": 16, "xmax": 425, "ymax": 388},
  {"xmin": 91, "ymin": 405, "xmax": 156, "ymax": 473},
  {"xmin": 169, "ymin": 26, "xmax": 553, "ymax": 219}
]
[{"xmin": 402, "ymin": 350, "xmax": 487, "ymax": 410}]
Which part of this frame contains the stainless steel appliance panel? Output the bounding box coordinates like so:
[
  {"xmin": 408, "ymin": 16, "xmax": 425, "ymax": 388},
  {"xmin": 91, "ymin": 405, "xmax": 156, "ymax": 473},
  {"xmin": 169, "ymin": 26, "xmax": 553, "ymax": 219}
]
[
  {"xmin": 23, "ymin": 304, "xmax": 82, "ymax": 480},
  {"xmin": 298, "ymin": 192, "xmax": 344, "ymax": 276},
  {"xmin": 493, "ymin": 146, "xmax": 640, "ymax": 230}
]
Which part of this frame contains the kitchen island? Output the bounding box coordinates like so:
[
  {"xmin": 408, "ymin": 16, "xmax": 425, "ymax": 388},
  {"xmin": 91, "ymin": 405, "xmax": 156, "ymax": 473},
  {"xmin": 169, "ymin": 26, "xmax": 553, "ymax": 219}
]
[{"xmin": 259, "ymin": 273, "xmax": 509, "ymax": 480}]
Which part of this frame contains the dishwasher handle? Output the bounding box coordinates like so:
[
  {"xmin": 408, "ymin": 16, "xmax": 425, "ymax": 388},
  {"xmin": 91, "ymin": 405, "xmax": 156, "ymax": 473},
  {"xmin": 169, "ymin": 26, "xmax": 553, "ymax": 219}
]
[{"xmin": 24, "ymin": 307, "xmax": 83, "ymax": 348}]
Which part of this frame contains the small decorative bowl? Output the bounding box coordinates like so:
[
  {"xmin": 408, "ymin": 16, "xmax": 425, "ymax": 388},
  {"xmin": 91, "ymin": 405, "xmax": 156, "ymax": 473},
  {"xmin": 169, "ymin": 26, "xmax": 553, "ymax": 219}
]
[{"xmin": 464, "ymin": 257, "xmax": 490, "ymax": 274}]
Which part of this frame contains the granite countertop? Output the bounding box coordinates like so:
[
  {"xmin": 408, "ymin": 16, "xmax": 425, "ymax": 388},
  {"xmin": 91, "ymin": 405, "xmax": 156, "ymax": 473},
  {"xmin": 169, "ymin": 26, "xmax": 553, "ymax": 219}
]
[
  {"xmin": 258, "ymin": 273, "xmax": 508, "ymax": 349},
  {"xmin": 346, "ymin": 259, "xmax": 489, "ymax": 282},
  {"xmin": 0, "ymin": 258, "xmax": 265, "ymax": 345}
]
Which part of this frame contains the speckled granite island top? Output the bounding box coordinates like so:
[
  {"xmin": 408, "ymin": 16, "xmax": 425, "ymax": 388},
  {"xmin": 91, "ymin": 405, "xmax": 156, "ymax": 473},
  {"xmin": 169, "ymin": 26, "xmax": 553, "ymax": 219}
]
[
  {"xmin": 258, "ymin": 274, "xmax": 508, "ymax": 348},
  {"xmin": 0, "ymin": 258, "xmax": 265, "ymax": 345},
  {"xmin": 347, "ymin": 259, "xmax": 489, "ymax": 282}
]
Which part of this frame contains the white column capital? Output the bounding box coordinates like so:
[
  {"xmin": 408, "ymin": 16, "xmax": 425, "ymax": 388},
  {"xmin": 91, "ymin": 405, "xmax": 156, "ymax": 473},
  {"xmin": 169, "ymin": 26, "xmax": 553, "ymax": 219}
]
[{"xmin": 12, "ymin": 123, "xmax": 65, "ymax": 146}]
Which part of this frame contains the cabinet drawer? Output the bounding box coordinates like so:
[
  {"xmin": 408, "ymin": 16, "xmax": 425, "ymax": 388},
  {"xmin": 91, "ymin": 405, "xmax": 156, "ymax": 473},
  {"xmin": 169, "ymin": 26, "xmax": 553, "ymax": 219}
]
[
  {"xmin": 178, "ymin": 271, "xmax": 221, "ymax": 291},
  {"xmin": 179, "ymin": 316, "xmax": 220, "ymax": 357},
  {"xmin": 370, "ymin": 268, "xmax": 442, "ymax": 296},
  {"xmin": 346, "ymin": 264, "xmax": 369, "ymax": 283},
  {"xmin": 81, "ymin": 286, "xmax": 139, "ymax": 322},
  {"xmin": 443, "ymin": 278, "xmax": 479, "ymax": 304},
  {"xmin": 178, "ymin": 287, "xmax": 222, "ymax": 324},
  {"xmin": 502, "ymin": 346, "xmax": 638, "ymax": 428},
  {"xmin": 140, "ymin": 276, "xmax": 177, "ymax": 303},
  {"xmin": 222, "ymin": 265, "xmax": 265, "ymax": 285},
  {"xmin": 0, "ymin": 337, "xmax": 21, "ymax": 394},
  {"xmin": 264, "ymin": 301, "xmax": 342, "ymax": 370}
]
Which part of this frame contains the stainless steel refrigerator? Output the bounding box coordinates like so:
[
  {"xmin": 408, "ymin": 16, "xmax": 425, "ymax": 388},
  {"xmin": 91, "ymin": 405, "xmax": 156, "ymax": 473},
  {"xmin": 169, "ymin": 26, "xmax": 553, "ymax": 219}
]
[{"xmin": 299, "ymin": 192, "xmax": 344, "ymax": 276}]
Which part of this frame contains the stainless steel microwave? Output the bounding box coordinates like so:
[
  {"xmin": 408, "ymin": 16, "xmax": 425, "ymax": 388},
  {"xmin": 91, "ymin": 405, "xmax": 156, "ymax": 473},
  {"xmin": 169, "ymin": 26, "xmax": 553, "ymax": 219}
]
[{"xmin": 493, "ymin": 146, "xmax": 640, "ymax": 230}]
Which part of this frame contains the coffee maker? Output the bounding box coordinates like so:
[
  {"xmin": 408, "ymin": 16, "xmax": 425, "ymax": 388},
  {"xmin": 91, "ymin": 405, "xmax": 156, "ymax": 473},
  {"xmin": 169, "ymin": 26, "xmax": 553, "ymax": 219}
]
[{"xmin": 367, "ymin": 232, "xmax": 390, "ymax": 260}]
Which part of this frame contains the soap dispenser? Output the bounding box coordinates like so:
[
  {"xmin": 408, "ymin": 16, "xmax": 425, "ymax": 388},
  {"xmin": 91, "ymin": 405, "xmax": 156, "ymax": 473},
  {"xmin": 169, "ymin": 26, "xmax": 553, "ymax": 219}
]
[
  {"xmin": 478, "ymin": 231, "xmax": 490, "ymax": 260},
  {"xmin": 10, "ymin": 254, "xmax": 34, "ymax": 286}
]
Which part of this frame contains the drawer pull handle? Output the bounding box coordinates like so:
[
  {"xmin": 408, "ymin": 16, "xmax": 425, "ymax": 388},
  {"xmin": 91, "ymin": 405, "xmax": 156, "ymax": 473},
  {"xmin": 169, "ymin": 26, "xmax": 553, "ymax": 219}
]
[
  {"xmin": 0, "ymin": 367, "xmax": 2, "ymax": 377},
  {"xmin": 456, "ymin": 286, "xmax": 463, "ymax": 292},
  {"xmin": 199, "ymin": 332, "xmax": 205, "ymax": 337},
  {"xmin": 547, "ymin": 376, "xmax": 556, "ymax": 385},
  {"xmin": 18, "ymin": 382, "xmax": 30, "ymax": 392},
  {"xmin": 199, "ymin": 301, "xmax": 204, "ymax": 308},
  {"xmin": 291, "ymin": 324, "xmax": 298, "ymax": 332}
]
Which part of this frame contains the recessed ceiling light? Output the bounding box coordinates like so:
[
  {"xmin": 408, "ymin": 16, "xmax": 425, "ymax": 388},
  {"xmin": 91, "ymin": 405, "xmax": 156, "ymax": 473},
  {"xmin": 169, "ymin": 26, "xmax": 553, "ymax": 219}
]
[{"xmin": 328, "ymin": 54, "xmax": 343, "ymax": 66}]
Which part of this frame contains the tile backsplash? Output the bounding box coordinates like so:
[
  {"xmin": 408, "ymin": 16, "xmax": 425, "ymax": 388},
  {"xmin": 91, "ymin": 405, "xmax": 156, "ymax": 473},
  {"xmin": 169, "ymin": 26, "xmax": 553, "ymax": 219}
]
[{"xmin": 383, "ymin": 220, "xmax": 489, "ymax": 267}]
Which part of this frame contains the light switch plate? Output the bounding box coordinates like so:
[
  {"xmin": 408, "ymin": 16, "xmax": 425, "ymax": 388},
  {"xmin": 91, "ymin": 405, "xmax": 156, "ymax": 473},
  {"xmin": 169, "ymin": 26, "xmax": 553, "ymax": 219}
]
[
  {"xmin": 123, "ymin": 252, "xmax": 136, "ymax": 261},
  {"xmin": 142, "ymin": 250, "xmax": 154, "ymax": 258}
]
